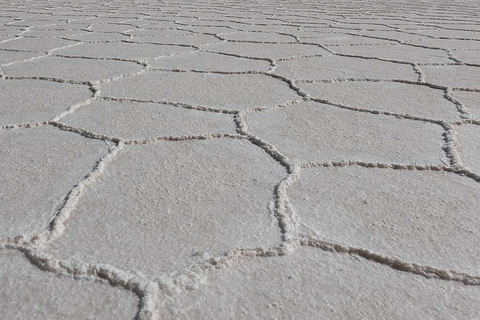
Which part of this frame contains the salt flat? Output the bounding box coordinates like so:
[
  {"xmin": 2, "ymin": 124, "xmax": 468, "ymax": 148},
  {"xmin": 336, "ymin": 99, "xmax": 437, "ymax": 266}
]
[{"xmin": 1, "ymin": 0, "xmax": 480, "ymax": 319}]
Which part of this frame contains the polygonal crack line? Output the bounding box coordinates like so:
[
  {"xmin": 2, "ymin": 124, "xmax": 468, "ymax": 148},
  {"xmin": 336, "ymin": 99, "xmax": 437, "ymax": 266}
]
[
  {"xmin": 2, "ymin": 58, "xmax": 149, "ymax": 86},
  {"xmin": 0, "ymin": 37, "xmax": 21, "ymax": 45},
  {"xmin": 0, "ymin": 242, "xmax": 158, "ymax": 320},
  {"xmin": 216, "ymin": 37, "xmax": 299, "ymax": 45},
  {"xmin": 175, "ymin": 26, "xmax": 238, "ymax": 36},
  {"xmin": 345, "ymin": 32, "xmax": 467, "ymax": 60},
  {"xmin": 0, "ymin": 52, "xmax": 48, "ymax": 67},
  {"xmin": 443, "ymin": 88, "xmax": 472, "ymax": 119},
  {"xmin": 0, "ymin": 77, "xmax": 96, "ymax": 128},
  {"xmin": 0, "ymin": 47, "xmax": 36, "ymax": 53},
  {"xmin": 49, "ymin": 53, "xmax": 152, "ymax": 66},
  {"xmin": 290, "ymin": 161, "xmax": 480, "ymax": 283},
  {"xmin": 23, "ymin": 126, "xmax": 294, "ymax": 247},
  {"xmin": 240, "ymin": 94, "xmax": 459, "ymax": 170},
  {"xmin": 295, "ymin": 78, "xmax": 474, "ymax": 120},
  {"xmin": 157, "ymin": 211, "xmax": 480, "ymax": 306},
  {"xmin": 124, "ymin": 38, "xmax": 204, "ymax": 51},
  {"xmin": 156, "ymin": 241, "xmax": 299, "ymax": 298},
  {"xmin": 239, "ymin": 97, "xmax": 307, "ymax": 120},
  {"xmin": 297, "ymin": 46, "xmax": 428, "ymax": 82},
  {"xmin": 98, "ymin": 67, "xmax": 307, "ymax": 104},
  {"xmin": 447, "ymin": 121, "xmax": 480, "ymax": 178},
  {"xmin": 99, "ymin": 95, "xmax": 239, "ymax": 114},
  {"xmin": 304, "ymin": 96, "xmax": 458, "ymax": 124},
  {"xmin": 197, "ymin": 48, "xmax": 276, "ymax": 66},
  {"xmin": 24, "ymin": 138, "xmax": 124, "ymax": 248},
  {"xmin": 5, "ymin": 3, "xmax": 480, "ymax": 318},
  {"xmin": 418, "ymin": 61, "xmax": 480, "ymax": 67},
  {"xmin": 128, "ymin": 28, "xmax": 199, "ymax": 39},
  {"xmin": 300, "ymin": 235, "xmax": 480, "ymax": 286},
  {"xmin": 50, "ymin": 94, "xmax": 98, "ymax": 123},
  {"xmin": 0, "ymin": 121, "xmax": 48, "ymax": 131},
  {"xmin": 46, "ymin": 40, "xmax": 84, "ymax": 54},
  {"xmin": 441, "ymin": 122, "xmax": 464, "ymax": 169},
  {"xmin": 3, "ymin": 75, "xmax": 91, "ymax": 85},
  {"xmin": 119, "ymin": 38, "xmax": 200, "ymax": 49},
  {"xmin": 2, "ymin": 135, "xmax": 298, "ymax": 313},
  {"xmin": 68, "ymin": 96, "xmax": 243, "ymax": 141}
]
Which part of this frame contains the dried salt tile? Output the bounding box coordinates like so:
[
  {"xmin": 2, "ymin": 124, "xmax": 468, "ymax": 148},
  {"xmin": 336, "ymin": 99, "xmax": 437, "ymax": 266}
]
[
  {"xmin": 47, "ymin": 139, "xmax": 285, "ymax": 275},
  {"xmin": 246, "ymin": 101, "xmax": 444, "ymax": 164},
  {"xmin": 149, "ymin": 51, "xmax": 271, "ymax": 72},
  {"xmin": 162, "ymin": 247, "xmax": 480, "ymax": 319},
  {"xmin": 410, "ymin": 29, "xmax": 480, "ymax": 40},
  {"xmin": 0, "ymin": 126, "xmax": 108, "ymax": 238},
  {"xmin": 329, "ymin": 43, "xmax": 451, "ymax": 63},
  {"xmin": 404, "ymin": 39, "xmax": 480, "ymax": 50},
  {"xmin": 0, "ymin": 79, "xmax": 92, "ymax": 125},
  {"xmin": 301, "ymin": 35, "xmax": 397, "ymax": 45},
  {"xmin": 87, "ymin": 24, "xmax": 135, "ymax": 33},
  {"xmin": 61, "ymin": 99, "xmax": 236, "ymax": 139},
  {"xmin": 220, "ymin": 31, "xmax": 297, "ymax": 42},
  {"xmin": 0, "ymin": 50, "xmax": 40, "ymax": 65},
  {"xmin": 456, "ymin": 124, "xmax": 480, "ymax": 174},
  {"xmin": 204, "ymin": 42, "xmax": 329, "ymax": 59},
  {"xmin": 20, "ymin": 29, "xmax": 87, "ymax": 38},
  {"xmin": 290, "ymin": 166, "xmax": 480, "ymax": 274},
  {"xmin": 0, "ymin": 250, "xmax": 138, "ymax": 320},
  {"xmin": 66, "ymin": 32, "xmax": 131, "ymax": 42},
  {"xmin": 130, "ymin": 34, "xmax": 221, "ymax": 46},
  {"xmin": 300, "ymin": 81, "xmax": 460, "ymax": 120},
  {"xmin": 451, "ymin": 50, "xmax": 480, "ymax": 64},
  {"xmin": 451, "ymin": 91, "xmax": 480, "ymax": 118},
  {"xmin": 0, "ymin": 37, "xmax": 76, "ymax": 52},
  {"xmin": 353, "ymin": 30, "xmax": 431, "ymax": 42},
  {"xmin": 125, "ymin": 28, "xmax": 194, "ymax": 36},
  {"xmin": 423, "ymin": 65, "xmax": 480, "ymax": 89},
  {"xmin": 54, "ymin": 42, "xmax": 192, "ymax": 60},
  {"xmin": 3, "ymin": 56, "xmax": 144, "ymax": 82},
  {"xmin": 178, "ymin": 26, "xmax": 237, "ymax": 34},
  {"xmin": 100, "ymin": 71, "xmax": 299, "ymax": 110},
  {"xmin": 275, "ymin": 55, "xmax": 417, "ymax": 80}
]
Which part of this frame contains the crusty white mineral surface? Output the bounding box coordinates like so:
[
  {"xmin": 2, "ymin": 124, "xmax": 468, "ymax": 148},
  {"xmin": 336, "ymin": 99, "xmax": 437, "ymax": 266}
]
[{"xmin": 1, "ymin": 0, "xmax": 480, "ymax": 319}]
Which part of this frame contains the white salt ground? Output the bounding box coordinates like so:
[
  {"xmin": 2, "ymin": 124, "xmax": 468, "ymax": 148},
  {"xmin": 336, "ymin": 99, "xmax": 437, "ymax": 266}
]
[{"xmin": 1, "ymin": 0, "xmax": 480, "ymax": 319}]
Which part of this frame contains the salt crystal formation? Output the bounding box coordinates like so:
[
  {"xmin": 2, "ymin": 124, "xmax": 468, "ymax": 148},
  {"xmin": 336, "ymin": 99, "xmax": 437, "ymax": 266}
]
[{"xmin": 1, "ymin": 0, "xmax": 480, "ymax": 319}]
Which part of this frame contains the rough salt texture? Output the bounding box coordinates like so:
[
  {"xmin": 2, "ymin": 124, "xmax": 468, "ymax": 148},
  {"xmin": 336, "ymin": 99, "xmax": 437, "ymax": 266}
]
[
  {"xmin": 275, "ymin": 55, "xmax": 419, "ymax": 81},
  {"xmin": 54, "ymin": 42, "xmax": 193, "ymax": 60},
  {"xmin": 100, "ymin": 71, "xmax": 299, "ymax": 111},
  {"xmin": 162, "ymin": 247, "xmax": 480, "ymax": 320},
  {"xmin": 204, "ymin": 42, "xmax": 329, "ymax": 59},
  {"xmin": 0, "ymin": 37, "xmax": 75, "ymax": 52},
  {"xmin": 47, "ymin": 139, "xmax": 285, "ymax": 276},
  {"xmin": 3, "ymin": 56, "xmax": 144, "ymax": 82},
  {"xmin": 299, "ymin": 81, "xmax": 460, "ymax": 120},
  {"xmin": 148, "ymin": 51, "xmax": 271, "ymax": 72},
  {"xmin": 423, "ymin": 65, "xmax": 480, "ymax": 89},
  {"xmin": 456, "ymin": 124, "xmax": 480, "ymax": 174},
  {"xmin": 1, "ymin": 79, "xmax": 92, "ymax": 125},
  {"xmin": 246, "ymin": 101, "xmax": 445, "ymax": 164},
  {"xmin": 0, "ymin": 250, "xmax": 138, "ymax": 320},
  {"xmin": 0, "ymin": 126, "xmax": 108, "ymax": 238},
  {"xmin": 1, "ymin": 0, "xmax": 480, "ymax": 319},
  {"xmin": 328, "ymin": 44, "xmax": 452, "ymax": 64},
  {"xmin": 0, "ymin": 50, "xmax": 40, "ymax": 65},
  {"xmin": 289, "ymin": 167, "xmax": 480, "ymax": 274},
  {"xmin": 130, "ymin": 34, "xmax": 222, "ymax": 46},
  {"xmin": 451, "ymin": 91, "xmax": 480, "ymax": 119},
  {"xmin": 61, "ymin": 99, "xmax": 236, "ymax": 139}
]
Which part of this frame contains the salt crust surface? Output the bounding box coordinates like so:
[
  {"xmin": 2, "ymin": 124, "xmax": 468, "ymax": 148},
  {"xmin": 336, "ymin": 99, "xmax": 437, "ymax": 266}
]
[{"xmin": 1, "ymin": 0, "xmax": 480, "ymax": 319}]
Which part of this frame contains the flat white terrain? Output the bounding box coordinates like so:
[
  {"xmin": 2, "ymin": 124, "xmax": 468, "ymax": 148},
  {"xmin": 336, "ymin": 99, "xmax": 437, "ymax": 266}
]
[{"xmin": 1, "ymin": 0, "xmax": 480, "ymax": 319}]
